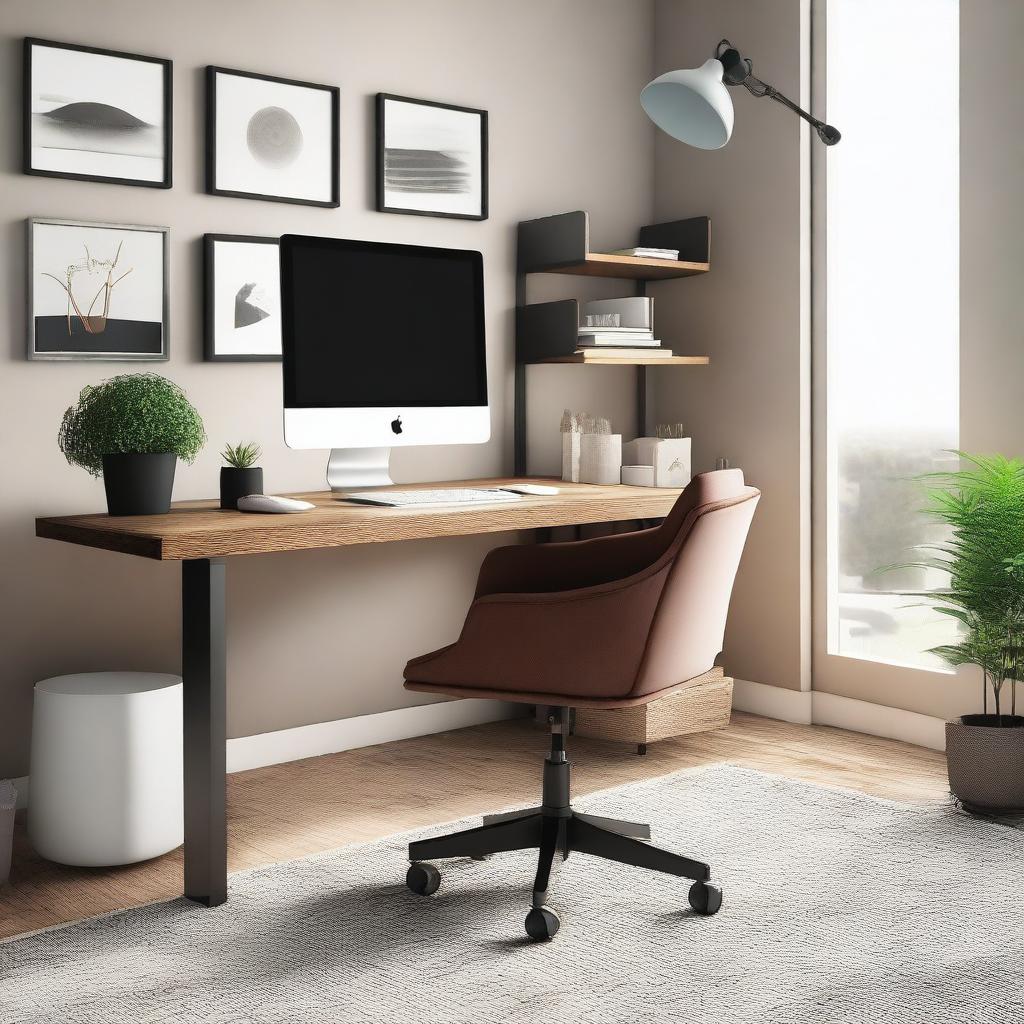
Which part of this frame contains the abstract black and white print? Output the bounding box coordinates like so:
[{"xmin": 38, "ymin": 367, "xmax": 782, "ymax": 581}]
[
  {"xmin": 204, "ymin": 235, "xmax": 281, "ymax": 361},
  {"xmin": 208, "ymin": 68, "xmax": 338, "ymax": 207},
  {"xmin": 28, "ymin": 219, "xmax": 169, "ymax": 360},
  {"xmin": 377, "ymin": 95, "xmax": 487, "ymax": 220},
  {"xmin": 25, "ymin": 40, "xmax": 170, "ymax": 186}
]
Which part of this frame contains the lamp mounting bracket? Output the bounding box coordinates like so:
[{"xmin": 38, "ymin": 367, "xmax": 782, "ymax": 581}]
[{"xmin": 714, "ymin": 38, "xmax": 841, "ymax": 145}]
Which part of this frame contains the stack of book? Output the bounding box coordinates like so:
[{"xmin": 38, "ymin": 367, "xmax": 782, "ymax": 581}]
[
  {"xmin": 576, "ymin": 297, "xmax": 673, "ymax": 360},
  {"xmin": 606, "ymin": 246, "xmax": 680, "ymax": 261}
]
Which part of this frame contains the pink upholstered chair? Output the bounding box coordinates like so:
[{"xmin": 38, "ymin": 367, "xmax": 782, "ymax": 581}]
[{"xmin": 402, "ymin": 469, "xmax": 759, "ymax": 940}]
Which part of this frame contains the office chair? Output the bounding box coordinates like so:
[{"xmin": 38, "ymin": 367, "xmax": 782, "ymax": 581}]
[{"xmin": 402, "ymin": 469, "xmax": 760, "ymax": 940}]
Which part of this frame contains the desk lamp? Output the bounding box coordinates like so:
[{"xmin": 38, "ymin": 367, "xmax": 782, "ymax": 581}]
[{"xmin": 641, "ymin": 38, "xmax": 841, "ymax": 149}]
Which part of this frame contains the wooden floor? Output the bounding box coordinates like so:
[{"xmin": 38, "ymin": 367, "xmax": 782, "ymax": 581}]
[{"xmin": 0, "ymin": 712, "xmax": 949, "ymax": 941}]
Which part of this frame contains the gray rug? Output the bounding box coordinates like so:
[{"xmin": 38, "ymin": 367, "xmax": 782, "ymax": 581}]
[{"xmin": 2, "ymin": 765, "xmax": 1023, "ymax": 1024}]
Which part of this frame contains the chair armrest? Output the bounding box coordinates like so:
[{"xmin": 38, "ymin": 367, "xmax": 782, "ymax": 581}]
[
  {"xmin": 474, "ymin": 526, "xmax": 666, "ymax": 598},
  {"xmin": 409, "ymin": 562, "xmax": 671, "ymax": 699}
]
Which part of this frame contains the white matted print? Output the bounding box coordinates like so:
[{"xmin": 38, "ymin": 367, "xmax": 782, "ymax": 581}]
[
  {"xmin": 377, "ymin": 94, "xmax": 487, "ymax": 220},
  {"xmin": 29, "ymin": 218, "xmax": 168, "ymax": 360},
  {"xmin": 204, "ymin": 235, "xmax": 281, "ymax": 361},
  {"xmin": 207, "ymin": 67, "xmax": 339, "ymax": 207},
  {"xmin": 25, "ymin": 38, "xmax": 171, "ymax": 187}
]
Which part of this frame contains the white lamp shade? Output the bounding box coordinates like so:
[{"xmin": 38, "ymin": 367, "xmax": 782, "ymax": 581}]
[{"xmin": 641, "ymin": 58, "xmax": 734, "ymax": 150}]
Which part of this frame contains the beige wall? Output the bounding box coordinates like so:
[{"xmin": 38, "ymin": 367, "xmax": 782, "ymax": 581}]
[
  {"xmin": 649, "ymin": 0, "xmax": 810, "ymax": 693},
  {"xmin": 0, "ymin": 0, "xmax": 657, "ymax": 777}
]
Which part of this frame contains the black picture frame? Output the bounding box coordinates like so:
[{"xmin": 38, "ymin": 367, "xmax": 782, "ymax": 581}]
[
  {"xmin": 28, "ymin": 217, "xmax": 170, "ymax": 362},
  {"xmin": 203, "ymin": 233, "xmax": 282, "ymax": 362},
  {"xmin": 206, "ymin": 66, "xmax": 340, "ymax": 208},
  {"xmin": 376, "ymin": 93, "xmax": 488, "ymax": 221},
  {"xmin": 23, "ymin": 37, "xmax": 172, "ymax": 189}
]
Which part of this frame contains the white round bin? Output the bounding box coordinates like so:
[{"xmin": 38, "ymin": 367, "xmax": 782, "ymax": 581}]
[{"xmin": 29, "ymin": 673, "xmax": 183, "ymax": 866}]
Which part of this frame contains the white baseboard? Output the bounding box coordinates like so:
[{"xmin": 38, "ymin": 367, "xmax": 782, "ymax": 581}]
[
  {"xmin": 225, "ymin": 699, "xmax": 525, "ymax": 774},
  {"xmin": 732, "ymin": 679, "xmax": 813, "ymax": 724},
  {"xmin": 732, "ymin": 679, "xmax": 946, "ymax": 751},
  {"xmin": 8, "ymin": 701, "xmax": 525, "ymax": 808},
  {"xmin": 810, "ymin": 691, "xmax": 946, "ymax": 751}
]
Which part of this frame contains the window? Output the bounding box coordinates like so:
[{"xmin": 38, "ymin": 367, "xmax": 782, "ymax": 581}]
[{"xmin": 825, "ymin": 0, "xmax": 960, "ymax": 670}]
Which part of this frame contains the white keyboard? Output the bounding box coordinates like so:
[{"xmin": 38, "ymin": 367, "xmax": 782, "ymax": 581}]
[{"xmin": 343, "ymin": 488, "xmax": 525, "ymax": 508}]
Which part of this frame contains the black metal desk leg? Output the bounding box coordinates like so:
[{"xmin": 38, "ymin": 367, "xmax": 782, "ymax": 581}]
[{"xmin": 182, "ymin": 558, "xmax": 227, "ymax": 907}]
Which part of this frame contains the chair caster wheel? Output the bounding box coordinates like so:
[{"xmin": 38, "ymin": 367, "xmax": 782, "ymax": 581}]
[
  {"xmin": 525, "ymin": 905, "xmax": 560, "ymax": 941},
  {"xmin": 688, "ymin": 880, "xmax": 723, "ymax": 915},
  {"xmin": 406, "ymin": 862, "xmax": 441, "ymax": 896}
]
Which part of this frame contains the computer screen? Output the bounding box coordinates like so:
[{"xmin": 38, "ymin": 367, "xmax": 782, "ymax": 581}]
[{"xmin": 280, "ymin": 235, "xmax": 486, "ymax": 409}]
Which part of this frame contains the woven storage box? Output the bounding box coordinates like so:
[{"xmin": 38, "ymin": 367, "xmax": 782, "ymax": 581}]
[
  {"xmin": 573, "ymin": 668, "xmax": 733, "ymax": 753},
  {"xmin": 561, "ymin": 433, "xmax": 581, "ymax": 482},
  {"xmin": 579, "ymin": 433, "xmax": 622, "ymax": 485}
]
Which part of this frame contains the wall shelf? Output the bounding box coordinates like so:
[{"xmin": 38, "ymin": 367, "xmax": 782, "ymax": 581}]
[
  {"xmin": 530, "ymin": 354, "xmax": 710, "ymax": 366},
  {"xmin": 514, "ymin": 211, "xmax": 712, "ymax": 475},
  {"xmin": 532, "ymin": 253, "xmax": 709, "ymax": 280}
]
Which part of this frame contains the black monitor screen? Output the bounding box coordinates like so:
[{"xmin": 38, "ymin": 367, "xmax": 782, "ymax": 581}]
[{"xmin": 280, "ymin": 235, "xmax": 486, "ymax": 408}]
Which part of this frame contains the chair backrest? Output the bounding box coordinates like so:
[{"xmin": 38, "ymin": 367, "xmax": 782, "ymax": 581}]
[{"xmin": 632, "ymin": 469, "xmax": 759, "ymax": 697}]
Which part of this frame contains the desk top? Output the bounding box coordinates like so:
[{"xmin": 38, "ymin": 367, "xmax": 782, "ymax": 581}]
[{"xmin": 35, "ymin": 478, "xmax": 681, "ymax": 561}]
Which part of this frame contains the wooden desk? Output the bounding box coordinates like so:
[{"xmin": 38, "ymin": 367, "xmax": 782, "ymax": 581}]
[{"xmin": 35, "ymin": 478, "xmax": 680, "ymax": 908}]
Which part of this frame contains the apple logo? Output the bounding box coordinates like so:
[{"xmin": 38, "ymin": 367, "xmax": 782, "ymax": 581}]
[{"xmin": 391, "ymin": 415, "xmax": 403, "ymax": 435}]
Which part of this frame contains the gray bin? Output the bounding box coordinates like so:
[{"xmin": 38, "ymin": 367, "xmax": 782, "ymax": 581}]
[{"xmin": 0, "ymin": 781, "xmax": 16, "ymax": 886}]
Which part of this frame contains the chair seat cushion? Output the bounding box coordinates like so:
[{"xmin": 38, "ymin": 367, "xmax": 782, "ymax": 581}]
[{"xmin": 403, "ymin": 667, "xmax": 725, "ymax": 710}]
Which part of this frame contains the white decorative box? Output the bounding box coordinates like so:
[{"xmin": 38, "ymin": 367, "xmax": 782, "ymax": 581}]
[
  {"xmin": 561, "ymin": 433, "xmax": 581, "ymax": 482},
  {"xmin": 621, "ymin": 437, "xmax": 692, "ymax": 487},
  {"xmin": 579, "ymin": 434, "xmax": 622, "ymax": 485}
]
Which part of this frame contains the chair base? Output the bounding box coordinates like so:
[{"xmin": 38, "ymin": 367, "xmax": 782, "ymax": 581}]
[{"xmin": 406, "ymin": 710, "xmax": 722, "ymax": 940}]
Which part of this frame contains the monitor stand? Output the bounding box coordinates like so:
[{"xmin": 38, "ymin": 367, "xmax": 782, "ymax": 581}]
[{"xmin": 327, "ymin": 448, "xmax": 393, "ymax": 492}]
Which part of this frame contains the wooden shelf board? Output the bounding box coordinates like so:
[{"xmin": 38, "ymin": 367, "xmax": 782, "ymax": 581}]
[
  {"xmin": 529, "ymin": 354, "xmax": 710, "ymax": 366},
  {"xmin": 535, "ymin": 253, "xmax": 710, "ymax": 280}
]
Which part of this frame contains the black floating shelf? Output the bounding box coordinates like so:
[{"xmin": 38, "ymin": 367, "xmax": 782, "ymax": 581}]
[
  {"xmin": 517, "ymin": 211, "xmax": 711, "ymax": 279},
  {"xmin": 516, "ymin": 299, "xmax": 709, "ymax": 365}
]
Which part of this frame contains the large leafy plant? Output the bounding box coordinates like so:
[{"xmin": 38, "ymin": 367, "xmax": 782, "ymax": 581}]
[
  {"xmin": 59, "ymin": 373, "xmax": 206, "ymax": 477},
  {"xmin": 908, "ymin": 453, "xmax": 1024, "ymax": 724}
]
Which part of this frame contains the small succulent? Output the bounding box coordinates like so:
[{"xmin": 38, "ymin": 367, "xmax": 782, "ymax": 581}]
[{"xmin": 221, "ymin": 441, "xmax": 261, "ymax": 470}]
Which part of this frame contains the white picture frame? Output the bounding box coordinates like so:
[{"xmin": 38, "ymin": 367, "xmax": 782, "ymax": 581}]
[{"xmin": 28, "ymin": 218, "xmax": 169, "ymax": 361}]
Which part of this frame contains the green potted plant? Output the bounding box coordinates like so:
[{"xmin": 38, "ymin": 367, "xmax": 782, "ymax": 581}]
[
  {"xmin": 906, "ymin": 452, "xmax": 1024, "ymax": 812},
  {"xmin": 58, "ymin": 373, "xmax": 206, "ymax": 516},
  {"xmin": 220, "ymin": 442, "xmax": 263, "ymax": 510}
]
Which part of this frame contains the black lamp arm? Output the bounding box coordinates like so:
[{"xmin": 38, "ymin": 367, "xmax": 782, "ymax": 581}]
[{"xmin": 715, "ymin": 39, "xmax": 841, "ymax": 146}]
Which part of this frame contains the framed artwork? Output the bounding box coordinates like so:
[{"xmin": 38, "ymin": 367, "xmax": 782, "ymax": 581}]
[
  {"xmin": 23, "ymin": 37, "xmax": 172, "ymax": 188},
  {"xmin": 28, "ymin": 218, "xmax": 169, "ymax": 361},
  {"xmin": 204, "ymin": 234, "xmax": 281, "ymax": 361},
  {"xmin": 206, "ymin": 66, "xmax": 339, "ymax": 207},
  {"xmin": 376, "ymin": 93, "xmax": 487, "ymax": 220}
]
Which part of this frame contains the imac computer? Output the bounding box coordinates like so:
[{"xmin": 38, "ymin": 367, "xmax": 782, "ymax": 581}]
[{"xmin": 280, "ymin": 234, "xmax": 489, "ymax": 491}]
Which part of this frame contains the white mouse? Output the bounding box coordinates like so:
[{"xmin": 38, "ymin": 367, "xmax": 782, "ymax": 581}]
[
  {"xmin": 236, "ymin": 494, "xmax": 316, "ymax": 514},
  {"xmin": 499, "ymin": 483, "xmax": 560, "ymax": 496}
]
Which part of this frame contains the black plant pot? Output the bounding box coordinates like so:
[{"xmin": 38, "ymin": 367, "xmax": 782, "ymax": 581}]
[
  {"xmin": 102, "ymin": 453, "xmax": 177, "ymax": 516},
  {"xmin": 220, "ymin": 466, "xmax": 264, "ymax": 510}
]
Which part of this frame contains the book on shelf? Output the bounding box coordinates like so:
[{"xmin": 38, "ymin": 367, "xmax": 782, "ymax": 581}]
[
  {"xmin": 577, "ymin": 326, "xmax": 653, "ymax": 335},
  {"xmin": 581, "ymin": 296, "xmax": 653, "ymax": 330},
  {"xmin": 577, "ymin": 332, "xmax": 659, "ymax": 347},
  {"xmin": 605, "ymin": 247, "xmax": 680, "ymax": 260},
  {"xmin": 574, "ymin": 346, "xmax": 675, "ymax": 360}
]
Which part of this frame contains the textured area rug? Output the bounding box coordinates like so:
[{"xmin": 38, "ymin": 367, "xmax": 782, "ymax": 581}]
[{"xmin": 2, "ymin": 765, "xmax": 1023, "ymax": 1024}]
